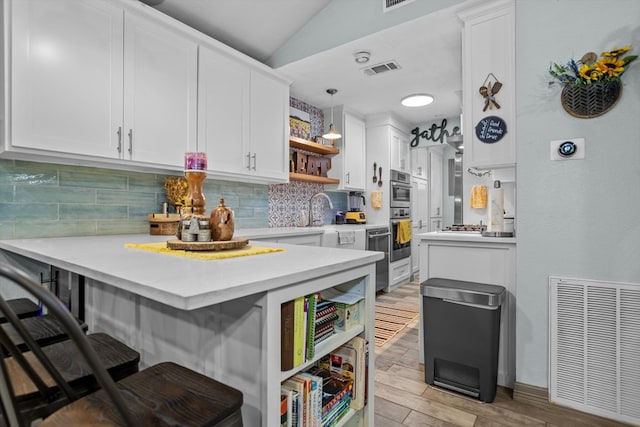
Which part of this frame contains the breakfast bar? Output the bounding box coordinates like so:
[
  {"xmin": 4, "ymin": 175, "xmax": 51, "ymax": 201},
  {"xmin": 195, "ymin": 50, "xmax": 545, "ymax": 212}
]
[{"xmin": 0, "ymin": 234, "xmax": 383, "ymax": 427}]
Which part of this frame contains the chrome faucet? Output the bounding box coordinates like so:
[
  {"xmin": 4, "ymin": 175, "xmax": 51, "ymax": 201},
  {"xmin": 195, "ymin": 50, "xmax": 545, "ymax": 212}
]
[{"xmin": 308, "ymin": 193, "xmax": 334, "ymax": 226}]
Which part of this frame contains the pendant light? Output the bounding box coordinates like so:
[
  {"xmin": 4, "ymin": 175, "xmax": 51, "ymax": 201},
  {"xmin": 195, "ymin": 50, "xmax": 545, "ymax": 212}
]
[{"xmin": 322, "ymin": 88, "xmax": 342, "ymax": 140}]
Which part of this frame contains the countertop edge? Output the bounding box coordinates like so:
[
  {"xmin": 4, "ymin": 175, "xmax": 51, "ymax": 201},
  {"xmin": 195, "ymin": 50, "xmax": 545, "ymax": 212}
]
[{"xmin": 0, "ymin": 235, "xmax": 383, "ymax": 310}]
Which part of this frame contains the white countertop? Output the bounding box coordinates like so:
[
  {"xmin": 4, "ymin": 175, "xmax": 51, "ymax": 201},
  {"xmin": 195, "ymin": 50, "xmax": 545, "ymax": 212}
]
[
  {"xmin": 417, "ymin": 231, "xmax": 516, "ymax": 244},
  {"xmin": 0, "ymin": 234, "xmax": 383, "ymax": 310}
]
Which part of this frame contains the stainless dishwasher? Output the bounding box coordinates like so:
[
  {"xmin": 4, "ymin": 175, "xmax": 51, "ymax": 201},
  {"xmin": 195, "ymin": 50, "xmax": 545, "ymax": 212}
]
[{"xmin": 366, "ymin": 227, "xmax": 390, "ymax": 292}]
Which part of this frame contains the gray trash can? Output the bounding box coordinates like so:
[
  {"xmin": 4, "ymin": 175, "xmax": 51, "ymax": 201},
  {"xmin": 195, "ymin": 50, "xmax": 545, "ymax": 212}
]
[{"xmin": 420, "ymin": 277, "xmax": 505, "ymax": 403}]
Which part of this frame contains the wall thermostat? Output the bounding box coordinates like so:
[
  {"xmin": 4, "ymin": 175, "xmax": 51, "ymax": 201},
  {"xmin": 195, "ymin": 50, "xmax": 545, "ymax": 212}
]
[
  {"xmin": 550, "ymin": 138, "xmax": 585, "ymax": 160},
  {"xmin": 558, "ymin": 141, "xmax": 577, "ymax": 157}
]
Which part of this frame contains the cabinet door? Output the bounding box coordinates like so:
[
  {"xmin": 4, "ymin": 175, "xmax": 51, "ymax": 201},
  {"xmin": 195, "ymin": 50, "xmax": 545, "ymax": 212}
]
[
  {"xmin": 390, "ymin": 127, "xmax": 410, "ymax": 172},
  {"xmin": 249, "ymin": 69, "xmax": 289, "ymax": 182},
  {"xmin": 428, "ymin": 148, "xmax": 443, "ymax": 217},
  {"xmin": 411, "ymin": 147, "xmax": 428, "ymax": 177},
  {"xmin": 342, "ymin": 112, "xmax": 366, "ymax": 191},
  {"xmin": 10, "ymin": 0, "xmax": 123, "ymax": 158},
  {"xmin": 411, "ymin": 177, "xmax": 429, "ymax": 274},
  {"xmin": 198, "ymin": 45, "xmax": 251, "ymax": 177},
  {"xmin": 123, "ymin": 11, "xmax": 197, "ymax": 167}
]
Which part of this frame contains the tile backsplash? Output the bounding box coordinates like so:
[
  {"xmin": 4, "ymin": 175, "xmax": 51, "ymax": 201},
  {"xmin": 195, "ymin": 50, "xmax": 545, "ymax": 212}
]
[
  {"xmin": 0, "ymin": 97, "xmax": 346, "ymax": 239},
  {"xmin": 0, "ymin": 159, "xmax": 269, "ymax": 239},
  {"xmin": 0, "ymin": 159, "xmax": 346, "ymax": 239}
]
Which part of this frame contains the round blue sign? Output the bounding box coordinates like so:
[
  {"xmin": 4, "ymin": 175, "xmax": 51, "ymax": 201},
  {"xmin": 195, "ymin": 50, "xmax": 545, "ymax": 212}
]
[{"xmin": 475, "ymin": 116, "xmax": 507, "ymax": 144}]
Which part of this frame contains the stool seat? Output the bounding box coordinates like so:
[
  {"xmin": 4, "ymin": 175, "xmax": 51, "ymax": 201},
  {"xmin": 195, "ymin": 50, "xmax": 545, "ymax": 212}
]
[
  {"xmin": 3, "ymin": 332, "xmax": 140, "ymax": 423},
  {"xmin": 0, "ymin": 298, "xmax": 40, "ymax": 323},
  {"xmin": 40, "ymin": 362, "xmax": 243, "ymax": 427},
  {"xmin": 2, "ymin": 314, "xmax": 89, "ymax": 353}
]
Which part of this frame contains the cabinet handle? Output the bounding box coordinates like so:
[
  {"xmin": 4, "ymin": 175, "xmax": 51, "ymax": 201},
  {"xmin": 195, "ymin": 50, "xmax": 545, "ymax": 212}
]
[
  {"xmin": 246, "ymin": 152, "xmax": 251, "ymax": 170},
  {"xmin": 128, "ymin": 129, "xmax": 133, "ymax": 155},
  {"xmin": 251, "ymin": 153, "xmax": 257, "ymax": 171},
  {"xmin": 418, "ymin": 166, "xmax": 422, "ymax": 175},
  {"xmin": 436, "ymin": 207, "xmax": 440, "ymax": 216},
  {"xmin": 346, "ymin": 172, "xmax": 350, "ymax": 184},
  {"xmin": 117, "ymin": 127, "xmax": 122, "ymax": 154}
]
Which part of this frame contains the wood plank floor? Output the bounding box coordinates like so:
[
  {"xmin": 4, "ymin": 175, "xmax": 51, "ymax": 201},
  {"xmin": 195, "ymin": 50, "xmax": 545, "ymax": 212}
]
[{"xmin": 374, "ymin": 281, "xmax": 631, "ymax": 427}]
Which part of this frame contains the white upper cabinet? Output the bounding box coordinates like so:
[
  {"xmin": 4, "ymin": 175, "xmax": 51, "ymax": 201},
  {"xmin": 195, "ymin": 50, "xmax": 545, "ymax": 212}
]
[
  {"xmin": 6, "ymin": 0, "xmax": 196, "ymax": 170},
  {"xmin": 411, "ymin": 146, "xmax": 428, "ymax": 178},
  {"xmin": 198, "ymin": 44, "xmax": 289, "ymax": 183},
  {"xmin": 122, "ymin": 10, "xmax": 197, "ymax": 168},
  {"xmin": 390, "ymin": 127, "xmax": 410, "ymax": 173},
  {"xmin": 248, "ymin": 69, "xmax": 289, "ymax": 182},
  {"xmin": 9, "ymin": 0, "xmax": 124, "ymax": 159},
  {"xmin": 327, "ymin": 108, "xmax": 366, "ymax": 191},
  {"xmin": 198, "ymin": 45, "xmax": 251, "ymax": 177},
  {"xmin": 459, "ymin": 0, "xmax": 516, "ymax": 168},
  {"xmin": 3, "ymin": 0, "xmax": 287, "ymax": 179}
]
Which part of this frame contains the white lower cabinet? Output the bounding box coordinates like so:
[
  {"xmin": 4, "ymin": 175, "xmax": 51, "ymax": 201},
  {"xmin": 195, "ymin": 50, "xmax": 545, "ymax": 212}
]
[
  {"xmin": 418, "ymin": 235, "xmax": 516, "ymax": 388},
  {"xmin": 252, "ymin": 234, "xmax": 322, "ymax": 246},
  {"xmin": 390, "ymin": 258, "xmax": 411, "ymax": 290},
  {"xmin": 411, "ymin": 177, "xmax": 429, "ymax": 274}
]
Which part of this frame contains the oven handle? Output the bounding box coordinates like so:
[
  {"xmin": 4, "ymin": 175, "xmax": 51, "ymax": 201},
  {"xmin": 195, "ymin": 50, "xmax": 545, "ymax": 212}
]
[
  {"xmin": 368, "ymin": 232, "xmax": 391, "ymax": 239},
  {"xmin": 390, "ymin": 181, "xmax": 411, "ymax": 190}
]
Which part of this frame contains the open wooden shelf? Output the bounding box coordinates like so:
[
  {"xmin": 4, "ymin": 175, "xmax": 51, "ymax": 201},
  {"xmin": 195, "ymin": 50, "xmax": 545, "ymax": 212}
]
[
  {"xmin": 289, "ymin": 172, "xmax": 340, "ymax": 184},
  {"xmin": 289, "ymin": 136, "xmax": 339, "ymax": 156}
]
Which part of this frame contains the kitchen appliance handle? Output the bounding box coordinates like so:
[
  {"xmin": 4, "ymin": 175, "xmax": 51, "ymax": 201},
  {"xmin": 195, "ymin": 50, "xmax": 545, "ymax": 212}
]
[
  {"xmin": 368, "ymin": 232, "xmax": 391, "ymax": 238},
  {"xmin": 390, "ymin": 181, "xmax": 411, "ymax": 189}
]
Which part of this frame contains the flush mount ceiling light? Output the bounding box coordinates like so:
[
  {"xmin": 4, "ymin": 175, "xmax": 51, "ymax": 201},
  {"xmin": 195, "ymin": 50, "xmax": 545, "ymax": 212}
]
[
  {"xmin": 354, "ymin": 51, "xmax": 371, "ymax": 64},
  {"xmin": 401, "ymin": 93, "xmax": 434, "ymax": 107},
  {"xmin": 322, "ymin": 89, "xmax": 342, "ymax": 140}
]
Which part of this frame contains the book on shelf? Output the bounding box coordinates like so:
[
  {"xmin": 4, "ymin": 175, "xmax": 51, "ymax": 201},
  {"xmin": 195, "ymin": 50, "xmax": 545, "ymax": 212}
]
[
  {"xmin": 282, "ymin": 377, "xmax": 305, "ymax": 427},
  {"xmin": 293, "ymin": 296, "xmax": 306, "ymax": 367},
  {"xmin": 320, "ymin": 374, "xmax": 353, "ymax": 425},
  {"xmin": 299, "ymin": 371, "xmax": 323, "ymax": 426},
  {"xmin": 305, "ymin": 293, "xmax": 319, "ymax": 360},
  {"xmin": 280, "ymin": 386, "xmax": 299, "ymax": 427},
  {"xmin": 280, "ymin": 392, "xmax": 289, "ymax": 427},
  {"xmin": 281, "ymin": 300, "xmax": 295, "ymax": 371},
  {"xmin": 317, "ymin": 336, "xmax": 367, "ymax": 411}
]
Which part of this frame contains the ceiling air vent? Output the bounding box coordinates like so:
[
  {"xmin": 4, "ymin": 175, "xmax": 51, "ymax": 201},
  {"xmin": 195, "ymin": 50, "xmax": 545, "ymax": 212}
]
[
  {"xmin": 362, "ymin": 60, "xmax": 401, "ymax": 76},
  {"xmin": 383, "ymin": 0, "xmax": 414, "ymax": 12}
]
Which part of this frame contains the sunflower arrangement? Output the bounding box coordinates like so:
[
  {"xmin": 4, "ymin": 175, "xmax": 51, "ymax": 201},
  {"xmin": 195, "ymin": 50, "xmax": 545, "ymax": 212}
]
[
  {"xmin": 163, "ymin": 176, "xmax": 188, "ymax": 211},
  {"xmin": 549, "ymin": 45, "xmax": 637, "ymax": 86}
]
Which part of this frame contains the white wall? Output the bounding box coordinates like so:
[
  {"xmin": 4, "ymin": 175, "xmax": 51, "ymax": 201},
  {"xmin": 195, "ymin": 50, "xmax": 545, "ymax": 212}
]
[{"xmin": 516, "ymin": 0, "xmax": 640, "ymax": 387}]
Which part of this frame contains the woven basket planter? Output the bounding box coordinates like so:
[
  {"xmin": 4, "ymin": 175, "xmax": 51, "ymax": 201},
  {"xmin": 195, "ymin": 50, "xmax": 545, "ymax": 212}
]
[{"xmin": 561, "ymin": 80, "xmax": 622, "ymax": 118}]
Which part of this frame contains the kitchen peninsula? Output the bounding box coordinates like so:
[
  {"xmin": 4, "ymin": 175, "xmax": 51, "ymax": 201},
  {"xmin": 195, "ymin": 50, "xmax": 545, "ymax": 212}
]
[{"xmin": 0, "ymin": 233, "xmax": 382, "ymax": 427}]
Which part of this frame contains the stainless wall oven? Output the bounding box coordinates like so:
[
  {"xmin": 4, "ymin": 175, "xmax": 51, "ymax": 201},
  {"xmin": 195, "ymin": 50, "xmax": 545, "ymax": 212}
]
[
  {"xmin": 390, "ymin": 207, "xmax": 411, "ymax": 262},
  {"xmin": 390, "ymin": 170, "xmax": 412, "ymax": 262},
  {"xmin": 390, "ymin": 169, "xmax": 411, "ymax": 208}
]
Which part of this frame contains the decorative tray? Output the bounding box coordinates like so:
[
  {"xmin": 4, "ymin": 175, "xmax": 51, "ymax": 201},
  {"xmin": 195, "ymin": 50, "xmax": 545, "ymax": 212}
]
[{"xmin": 166, "ymin": 237, "xmax": 249, "ymax": 251}]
